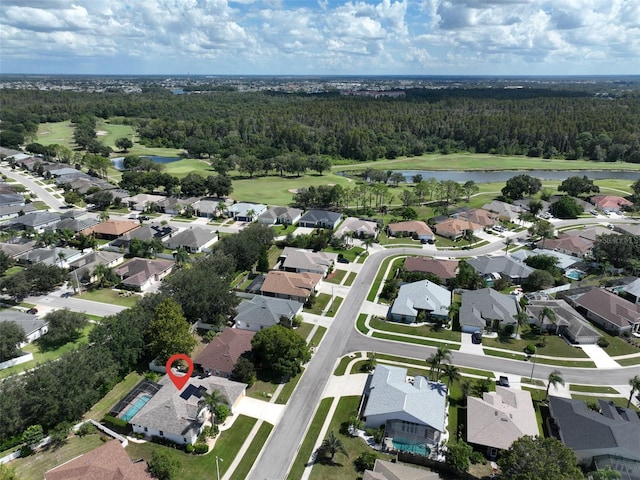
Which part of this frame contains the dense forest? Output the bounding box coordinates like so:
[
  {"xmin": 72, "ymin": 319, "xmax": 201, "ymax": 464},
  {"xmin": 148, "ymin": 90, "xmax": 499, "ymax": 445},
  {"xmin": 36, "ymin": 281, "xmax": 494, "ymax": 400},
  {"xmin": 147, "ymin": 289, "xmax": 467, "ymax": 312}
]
[{"xmin": 2, "ymin": 86, "xmax": 640, "ymax": 163}]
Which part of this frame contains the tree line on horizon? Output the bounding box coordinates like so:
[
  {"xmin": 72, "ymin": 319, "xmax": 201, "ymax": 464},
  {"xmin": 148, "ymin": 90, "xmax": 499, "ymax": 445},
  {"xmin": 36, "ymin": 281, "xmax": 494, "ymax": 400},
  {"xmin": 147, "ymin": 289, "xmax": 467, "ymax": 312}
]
[{"xmin": 1, "ymin": 87, "xmax": 640, "ymax": 164}]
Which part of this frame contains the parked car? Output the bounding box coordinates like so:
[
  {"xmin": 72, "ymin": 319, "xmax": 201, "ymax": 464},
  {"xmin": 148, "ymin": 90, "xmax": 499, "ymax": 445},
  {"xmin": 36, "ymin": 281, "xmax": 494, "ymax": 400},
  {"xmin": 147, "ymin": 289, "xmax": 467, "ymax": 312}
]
[
  {"xmin": 471, "ymin": 331, "xmax": 482, "ymax": 344},
  {"xmin": 498, "ymin": 376, "xmax": 510, "ymax": 387},
  {"xmin": 139, "ymin": 215, "xmax": 150, "ymax": 221},
  {"xmin": 26, "ymin": 308, "xmax": 38, "ymax": 315},
  {"xmin": 337, "ymin": 256, "xmax": 350, "ymax": 264}
]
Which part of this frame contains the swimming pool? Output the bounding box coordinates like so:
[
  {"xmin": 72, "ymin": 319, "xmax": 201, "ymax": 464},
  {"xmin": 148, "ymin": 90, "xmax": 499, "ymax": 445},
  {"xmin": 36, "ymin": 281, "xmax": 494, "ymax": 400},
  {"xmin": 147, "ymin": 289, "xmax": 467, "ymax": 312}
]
[
  {"xmin": 120, "ymin": 395, "xmax": 152, "ymax": 422},
  {"xmin": 565, "ymin": 269, "xmax": 585, "ymax": 280},
  {"xmin": 392, "ymin": 438, "xmax": 431, "ymax": 456}
]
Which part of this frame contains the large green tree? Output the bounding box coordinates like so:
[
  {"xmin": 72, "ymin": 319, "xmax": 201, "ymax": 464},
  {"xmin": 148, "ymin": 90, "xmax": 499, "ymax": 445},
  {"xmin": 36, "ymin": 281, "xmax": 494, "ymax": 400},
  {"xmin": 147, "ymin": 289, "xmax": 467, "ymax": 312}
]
[
  {"xmin": 592, "ymin": 234, "xmax": 640, "ymax": 268},
  {"xmin": 38, "ymin": 309, "xmax": 88, "ymax": 349},
  {"xmin": 498, "ymin": 436, "xmax": 583, "ymax": 480},
  {"xmin": 502, "ymin": 174, "xmax": 542, "ymax": 200},
  {"xmin": 550, "ymin": 196, "xmax": 584, "ymax": 219},
  {"xmin": 0, "ymin": 321, "xmax": 26, "ymax": 362},
  {"xmin": 558, "ymin": 175, "xmax": 600, "ymax": 197},
  {"xmin": 251, "ymin": 325, "xmax": 311, "ymax": 379},
  {"xmin": 445, "ymin": 440, "xmax": 473, "ymax": 472},
  {"xmin": 147, "ymin": 298, "xmax": 196, "ymax": 365}
]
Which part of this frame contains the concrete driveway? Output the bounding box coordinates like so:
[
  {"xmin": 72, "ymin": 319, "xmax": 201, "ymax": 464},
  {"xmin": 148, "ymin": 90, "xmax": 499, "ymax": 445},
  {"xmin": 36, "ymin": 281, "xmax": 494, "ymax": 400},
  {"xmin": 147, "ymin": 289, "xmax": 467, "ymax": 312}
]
[{"xmin": 235, "ymin": 396, "xmax": 286, "ymax": 425}]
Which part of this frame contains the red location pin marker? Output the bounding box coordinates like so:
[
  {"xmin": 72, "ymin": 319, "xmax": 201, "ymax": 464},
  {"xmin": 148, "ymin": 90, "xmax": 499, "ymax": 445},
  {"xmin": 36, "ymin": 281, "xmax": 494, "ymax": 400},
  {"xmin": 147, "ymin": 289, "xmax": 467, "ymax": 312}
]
[{"xmin": 166, "ymin": 353, "xmax": 194, "ymax": 391}]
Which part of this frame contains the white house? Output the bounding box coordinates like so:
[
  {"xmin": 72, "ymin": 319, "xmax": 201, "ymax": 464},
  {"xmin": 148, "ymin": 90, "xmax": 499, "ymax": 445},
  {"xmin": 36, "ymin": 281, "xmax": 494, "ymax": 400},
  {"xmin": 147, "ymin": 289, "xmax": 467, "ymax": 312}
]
[
  {"xmin": 389, "ymin": 280, "xmax": 451, "ymax": 323},
  {"xmin": 226, "ymin": 202, "xmax": 267, "ymax": 222}
]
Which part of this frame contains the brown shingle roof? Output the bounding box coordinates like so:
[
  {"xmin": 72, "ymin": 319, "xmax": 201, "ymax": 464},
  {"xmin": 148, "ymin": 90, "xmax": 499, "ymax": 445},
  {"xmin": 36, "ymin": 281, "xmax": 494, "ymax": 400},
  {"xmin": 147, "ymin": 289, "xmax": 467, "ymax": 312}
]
[
  {"xmin": 261, "ymin": 271, "xmax": 322, "ymax": 298},
  {"xmin": 194, "ymin": 328, "xmax": 255, "ymax": 374},
  {"xmin": 388, "ymin": 220, "xmax": 433, "ymax": 236},
  {"xmin": 82, "ymin": 220, "xmax": 140, "ymax": 237},
  {"xmin": 404, "ymin": 257, "xmax": 459, "ymax": 280},
  {"xmin": 575, "ymin": 288, "xmax": 640, "ymax": 328},
  {"xmin": 457, "ymin": 208, "xmax": 498, "ymax": 227},
  {"xmin": 45, "ymin": 439, "xmax": 152, "ymax": 480},
  {"xmin": 434, "ymin": 218, "xmax": 483, "ymax": 237}
]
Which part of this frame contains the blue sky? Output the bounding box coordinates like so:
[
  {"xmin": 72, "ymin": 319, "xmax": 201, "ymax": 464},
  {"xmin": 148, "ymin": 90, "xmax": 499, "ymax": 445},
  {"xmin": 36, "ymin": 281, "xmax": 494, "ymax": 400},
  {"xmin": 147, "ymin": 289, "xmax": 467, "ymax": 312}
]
[{"xmin": 1, "ymin": 0, "xmax": 639, "ymax": 75}]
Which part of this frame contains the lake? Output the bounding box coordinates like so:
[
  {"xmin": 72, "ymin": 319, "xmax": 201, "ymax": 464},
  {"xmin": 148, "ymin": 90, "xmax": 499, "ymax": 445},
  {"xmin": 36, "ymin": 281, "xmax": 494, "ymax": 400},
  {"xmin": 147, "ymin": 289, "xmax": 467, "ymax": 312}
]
[
  {"xmin": 345, "ymin": 169, "xmax": 640, "ymax": 183},
  {"xmin": 111, "ymin": 155, "xmax": 182, "ymax": 171}
]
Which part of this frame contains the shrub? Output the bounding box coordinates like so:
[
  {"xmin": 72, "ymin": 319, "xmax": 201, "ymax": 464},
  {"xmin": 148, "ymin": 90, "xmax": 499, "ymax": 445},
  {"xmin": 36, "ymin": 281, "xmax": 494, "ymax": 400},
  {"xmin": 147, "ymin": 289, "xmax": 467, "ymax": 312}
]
[
  {"xmin": 597, "ymin": 337, "xmax": 610, "ymax": 348},
  {"xmin": 524, "ymin": 344, "xmax": 536, "ymax": 355},
  {"xmin": 76, "ymin": 422, "xmax": 97, "ymax": 437},
  {"xmin": 186, "ymin": 443, "xmax": 194, "ymax": 454},
  {"xmin": 470, "ymin": 451, "xmax": 484, "ymax": 464},
  {"xmin": 354, "ymin": 451, "xmax": 378, "ymax": 472},
  {"xmin": 193, "ymin": 443, "xmax": 209, "ymax": 454},
  {"xmin": 502, "ymin": 324, "xmax": 515, "ymax": 337},
  {"xmin": 102, "ymin": 415, "xmax": 128, "ymax": 429},
  {"xmin": 214, "ymin": 404, "xmax": 231, "ymax": 424}
]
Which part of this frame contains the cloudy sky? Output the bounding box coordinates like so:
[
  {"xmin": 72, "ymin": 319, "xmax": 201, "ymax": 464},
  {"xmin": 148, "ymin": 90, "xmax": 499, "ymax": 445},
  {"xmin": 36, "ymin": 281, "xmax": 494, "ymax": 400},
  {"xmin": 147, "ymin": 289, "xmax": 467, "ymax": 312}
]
[{"xmin": 1, "ymin": 0, "xmax": 638, "ymax": 75}]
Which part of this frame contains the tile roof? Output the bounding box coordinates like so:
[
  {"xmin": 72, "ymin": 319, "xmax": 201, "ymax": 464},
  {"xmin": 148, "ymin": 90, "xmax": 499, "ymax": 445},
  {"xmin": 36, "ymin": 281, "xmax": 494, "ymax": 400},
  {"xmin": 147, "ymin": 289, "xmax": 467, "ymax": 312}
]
[
  {"xmin": 550, "ymin": 397, "xmax": 640, "ymax": 461},
  {"xmin": 434, "ymin": 218, "xmax": 483, "ymax": 237},
  {"xmin": 363, "ymin": 365, "xmax": 447, "ymax": 433},
  {"xmin": 404, "ymin": 257, "xmax": 459, "ymax": 280},
  {"xmin": 261, "ymin": 270, "xmax": 322, "ymax": 298},
  {"xmin": 45, "ymin": 439, "xmax": 152, "ymax": 480},
  {"xmin": 83, "ymin": 220, "xmax": 140, "ymax": 237},
  {"xmin": 467, "ymin": 387, "xmax": 538, "ymax": 450},
  {"xmin": 456, "ymin": 208, "xmax": 499, "ymax": 227},
  {"xmin": 194, "ymin": 328, "xmax": 255, "ymax": 374},
  {"xmin": 591, "ymin": 195, "xmax": 633, "ymax": 210},
  {"xmin": 574, "ymin": 288, "xmax": 640, "ymax": 328}
]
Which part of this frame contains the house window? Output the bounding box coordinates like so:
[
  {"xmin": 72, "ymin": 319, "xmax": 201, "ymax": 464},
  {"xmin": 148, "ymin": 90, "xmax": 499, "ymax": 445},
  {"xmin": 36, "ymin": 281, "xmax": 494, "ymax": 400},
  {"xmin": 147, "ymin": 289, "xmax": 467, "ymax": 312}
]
[
  {"xmin": 159, "ymin": 431, "xmax": 164, "ymax": 436},
  {"xmin": 144, "ymin": 427, "xmax": 148, "ymax": 432}
]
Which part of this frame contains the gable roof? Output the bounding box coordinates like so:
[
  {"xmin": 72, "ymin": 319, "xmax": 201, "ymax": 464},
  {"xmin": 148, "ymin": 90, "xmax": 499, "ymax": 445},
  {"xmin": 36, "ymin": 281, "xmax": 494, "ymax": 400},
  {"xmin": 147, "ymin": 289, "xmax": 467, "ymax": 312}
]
[
  {"xmin": 68, "ymin": 250, "xmax": 125, "ymax": 278},
  {"xmin": 114, "ymin": 258, "xmax": 174, "ymax": 287},
  {"xmin": 234, "ymin": 294, "xmax": 302, "ymax": 329},
  {"xmin": 456, "ymin": 208, "xmax": 499, "ymax": 227},
  {"xmin": 0, "ymin": 239, "xmax": 36, "ymax": 258},
  {"xmin": 623, "ymin": 278, "xmax": 640, "ymax": 300},
  {"xmin": 390, "ymin": 280, "xmax": 451, "ymax": 318},
  {"xmin": 574, "ymin": 288, "xmax": 640, "ymax": 328},
  {"xmin": 258, "ymin": 206, "xmax": 303, "ymax": 222},
  {"xmin": 460, "ymin": 288, "xmax": 518, "ymax": 327},
  {"xmin": 45, "ymin": 439, "xmax": 152, "ymax": 480},
  {"xmin": 83, "ymin": 220, "xmax": 140, "ymax": 237},
  {"xmin": 565, "ymin": 226, "xmax": 615, "ymax": 242},
  {"xmin": 467, "ymin": 255, "xmax": 534, "ymax": 280},
  {"xmin": 164, "ymin": 227, "xmax": 217, "ymax": 250},
  {"xmin": 55, "ymin": 215, "xmax": 101, "ymax": 232},
  {"xmin": 0, "ymin": 310, "xmax": 47, "ymax": 336},
  {"xmin": 298, "ymin": 209, "xmax": 342, "ymax": 224},
  {"xmin": 510, "ymin": 248, "xmax": 580, "ymax": 271},
  {"xmin": 388, "ymin": 220, "xmax": 433, "ymax": 236},
  {"xmin": 280, "ymin": 247, "xmax": 337, "ymax": 273},
  {"xmin": 261, "ymin": 270, "xmax": 322, "ymax": 298},
  {"xmin": 482, "ymin": 200, "xmax": 524, "ymax": 219},
  {"xmin": 228, "ymin": 202, "xmax": 266, "ymax": 217},
  {"xmin": 527, "ymin": 299, "xmax": 600, "ymax": 339},
  {"xmin": 542, "ymin": 235, "xmax": 593, "ymax": 256},
  {"xmin": 467, "ymin": 386, "xmax": 539, "ymax": 450},
  {"xmin": 404, "ymin": 257, "xmax": 459, "ymax": 280},
  {"xmin": 434, "ymin": 218, "xmax": 483, "ymax": 236},
  {"xmin": 194, "ymin": 328, "xmax": 255, "ymax": 373},
  {"xmin": 129, "ymin": 375, "xmax": 246, "ymax": 440},
  {"xmin": 17, "ymin": 247, "xmax": 82, "ymax": 266},
  {"xmin": 364, "ymin": 459, "xmax": 440, "ymax": 480},
  {"xmin": 334, "ymin": 217, "xmax": 378, "ymax": 237},
  {"xmin": 549, "ymin": 397, "xmax": 640, "ymax": 461},
  {"xmin": 5, "ymin": 211, "xmax": 61, "ymax": 228},
  {"xmin": 112, "ymin": 224, "xmax": 177, "ymax": 247},
  {"xmin": 363, "ymin": 365, "xmax": 447, "ymax": 433}
]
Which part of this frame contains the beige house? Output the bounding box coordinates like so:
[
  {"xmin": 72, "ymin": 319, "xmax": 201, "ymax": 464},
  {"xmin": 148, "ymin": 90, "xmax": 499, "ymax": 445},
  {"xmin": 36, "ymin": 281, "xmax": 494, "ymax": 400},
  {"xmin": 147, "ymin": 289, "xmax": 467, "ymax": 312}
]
[{"xmin": 260, "ymin": 270, "xmax": 322, "ymax": 303}]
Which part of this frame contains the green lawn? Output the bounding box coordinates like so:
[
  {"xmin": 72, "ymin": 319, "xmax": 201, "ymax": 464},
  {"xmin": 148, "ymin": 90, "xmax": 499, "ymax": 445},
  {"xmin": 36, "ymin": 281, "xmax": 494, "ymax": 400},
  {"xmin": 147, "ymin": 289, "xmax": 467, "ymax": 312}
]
[
  {"xmin": 275, "ymin": 370, "xmax": 303, "ymax": 405},
  {"xmin": 246, "ymin": 377, "xmax": 279, "ymax": 400},
  {"xmin": 375, "ymin": 353, "xmax": 494, "ymax": 378},
  {"xmin": 310, "ymin": 326, "xmax": 327, "ymax": 348},
  {"xmin": 324, "ymin": 246, "xmax": 365, "ymax": 263},
  {"xmin": 0, "ymin": 323, "xmax": 95, "ymax": 379},
  {"xmin": 77, "ymin": 288, "xmax": 141, "ymax": 308},
  {"xmin": 326, "ymin": 297, "xmax": 343, "ymax": 317},
  {"xmin": 569, "ymin": 384, "xmax": 619, "ymax": 394},
  {"xmin": 326, "ymin": 269, "xmax": 347, "ymax": 284},
  {"xmin": 571, "ymin": 394, "xmax": 637, "ymax": 411},
  {"xmin": 296, "ymin": 322, "xmax": 315, "ymax": 342},
  {"xmin": 11, "ymin": 434, "xmax": 105, "ymax": 480},
  {"xmin": 334, "ymin": 353, "xmax": 363, "ymax": 376},
  {"xmin": 482, "ymin": 348, "xmax": 596, "ymax": 368},
  {"xmin": 84, "ymin": 371, "xmax": 144, "ymax": 421},
  {"xmin": 369, "ymin": 317, "xmax": 461, "ymax": 342},
  {"xmin": 229, "ymin": 421, "xmax": 273, "ymax": 480},
  {"xmin": 36, "ymin": 120, "xmax": 76, "ymax": 148},
  {"xmin": 125, "ymin": 415, "xmax": 257, "ymax": 478},
  {"xmin": 483, "ymin": 331, "xmax": 589, "ymax": 358},
  {"xmin": 372, "ymin": 332, "xmax": 460, "ymax": 350},
  {"xmin": 287, "ymin": 397, "xmax": 334, "ymax": 480},
  {"xmin": 305, "ymin": 293, "xmax": 332, "ymax": 315},
  {"xmin": 615, "ymin": 357, "xmax": 640, "ymax": 366},
  {"xmin": 367, "ymin": 255, "xmax": 404, "ymax": 302},
  {"xmin": 344, "ymin": 272, "xmax": 357, "ymax": 286},
  {"xmin": 96, "ymin": 121, "xmax": 135, "ymax": 149},
  {"xmin": 356, "ymin": 314, "xmax": 368, "ymax": 334}
]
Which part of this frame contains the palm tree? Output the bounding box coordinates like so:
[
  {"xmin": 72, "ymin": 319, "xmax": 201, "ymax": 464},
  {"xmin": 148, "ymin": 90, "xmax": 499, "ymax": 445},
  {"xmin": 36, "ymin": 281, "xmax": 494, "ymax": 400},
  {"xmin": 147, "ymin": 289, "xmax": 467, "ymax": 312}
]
[
  {"xmin": 539, "ymin": 306, "xmax": 557, "ymax": 334},
  {"xmin": 435, "ymin": 346, "xmax": 452, "ymax": 379},
  {"xmin": 57, "ymin": 251, "xmax": 66, "ymax": 268},
  {"xmin": 504, "ymin": 237, "xmax": 514, "ymax": 256},
  {"xmin": 319, "ymin": 431, "xmax": 348, "ymax": 461},
  {"xmin": 546, "ymin": 370, "xmax": 564, "ymax": 399},
  {"xmin": 514, "ymin": 311, "xmax": 530, "ymax": 338},
  {"xmin": 198, "ymin": 389, "xmax": 228, "ymax": 418},
  {"xmin": 92, "ymin": 264, "xmax": 118, "ymax": 288},
  {"xmin": 627, "ymin": 375, "xmax": 640, "ymax": 408},
  {"xmin": 174, "ymin": 247, "xmax": 189, "ymax": 267},
  {"xmin": 441, "ymin": 364, "xmax": 461, "ymax": 388},
  {"xmin": 98, "ymin": 210, "xmax": 110, "ymax": 222},
  {"xmin": 362, "ymin": 237, "xmax": 374, "ymax": 252},
  {"xmin": 426, "ymin": 354, "xmax": 440, "ymax": 382}
]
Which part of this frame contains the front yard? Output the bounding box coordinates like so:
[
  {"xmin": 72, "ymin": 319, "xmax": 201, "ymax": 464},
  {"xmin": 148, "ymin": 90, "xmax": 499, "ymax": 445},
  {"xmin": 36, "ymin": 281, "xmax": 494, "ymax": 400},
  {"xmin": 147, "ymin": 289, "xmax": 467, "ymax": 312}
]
[{"xmin": 77, "ymin": 288, "xmax": 142, "ymax": 308}]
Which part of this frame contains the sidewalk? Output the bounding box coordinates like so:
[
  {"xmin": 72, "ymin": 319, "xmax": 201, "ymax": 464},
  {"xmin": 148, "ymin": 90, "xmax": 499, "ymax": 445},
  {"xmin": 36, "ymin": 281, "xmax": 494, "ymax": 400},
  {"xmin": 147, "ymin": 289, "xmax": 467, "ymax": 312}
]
[{"xmin": 580, "ymin": 344, "xmax": 620, "ymax": 369}]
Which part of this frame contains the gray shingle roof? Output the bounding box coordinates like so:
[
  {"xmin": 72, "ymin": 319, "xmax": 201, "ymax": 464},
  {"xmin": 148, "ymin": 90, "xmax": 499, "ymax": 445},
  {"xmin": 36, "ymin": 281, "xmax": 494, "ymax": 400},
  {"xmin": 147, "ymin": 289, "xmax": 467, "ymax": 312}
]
[
  {"xmin": 164, "ymin": 227, "xmax": 217, "ymax": 250},
  {"xmin": 390, "ymin": 280, "xmax": 451, "ymax": 319},
  {"xmin": 0, "ymin": 310, "xmax": 47, "ymax": 336},
  {"xmin": 234, "ymin": 294, "xmax": 303, "ymax": 330},
  {"xmin": 467, "ymin": 255, "xmax": 533, "ymax": 280},
  {"xmin": 299, "ymin": 209, "xmax": 342, "ymax": 225},
  {"xmin": 460, "ymin": 288, "xmax": 518, "ymax": 327},
  {"xmin": 550, "ymin": 397, "xmax": 640, "ymax": 461},
  {"xmin": 363, "ymin": 365, "xmax": 448, "ymax": 433},
  {"xmin": 258, "ymin": 206, "xmax": 303, "ymax": 222}
]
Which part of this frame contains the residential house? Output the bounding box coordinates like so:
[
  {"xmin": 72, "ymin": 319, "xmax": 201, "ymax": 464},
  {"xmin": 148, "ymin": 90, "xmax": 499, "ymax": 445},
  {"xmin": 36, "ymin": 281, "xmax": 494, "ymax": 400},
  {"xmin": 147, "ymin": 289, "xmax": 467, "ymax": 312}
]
[
  {"xmin": 279, "ymin": 247, "xmax": 337, "ymax": 276},
  {"xmin": 68, "ymin": 250, "xmax": 126, "ymax": 284},
  {"xmin": 389, "ymin": 280, "xmax": 451, "ymax": 323},
  {"xmin": 511, "ymin": 248, "xmax": 580, "ymax": 272},
  {"xmin": 298, "ymin": 209, "xmax": 343, "ymax": 229},
  {"xmin": 54, "ymin": 211, "xmax": 101, "ymax": 233},
  {"xmin": 549, "ymin": 195, "xmax": 593, "ymax": 213},
  {"xmin": 260, "ymin": 270, "xmax": 322, "ymax": 303},
  {"xmin": 114, "ymin": 258, "xmax": 174, "ymax": 291},
  {"xmin": 362, "ymin": 365, "xmax": 448, "ymax": 453},
  {"xmin": 226, "ymin": 202, "xmax": 267, "ymax": 222},
  {"xmin": 512, "ymin": 198, "xmax": 551, "ymax": 214},
  {"xmin": 0, "ymin": 310, "xmax": 48, "ymax": 346},
  {"xmin": 433, "ymin": 218, "xmax": 483, "ymax": 241},
  {"xmin": 193, "ymin": 198, "xmax": 228, "ymax": 218},
  {"xmin": 541, "ymin": 235, "xmax": 594, "ymax": 258},
  {"xmin": 82, "ymin": 220, "xmax": 140, "ymax": 240},
  {"xmin": 467, "ymin": 386, "xmax": 539, "ymax": 458},
  {"xmin": 2, "ymin": 211, "xmax": 61, "ymax": 233},
  {"xmin": 454, "ymin": 208, "xmax": 499, "ymax": 228},
  {"xmin": 622, "ymin": 279, "xmax": 640, "ymax": 305},
  {"xmin": 591, "ymin": 195, "xmax": 634, "ymax": 213},
  {"xmin": 122, "ymin": 193, "xmax": 166, "ymax": 211},
  {"xmin": 459, "ymin": 288, "xmax": 518, "ymax": 333},
  {"xmin": 613, "ymin": 224, "xmax": 640, "ymax": 237},
  {"xmin": 573, "ymin": 288, "xmax": 640, "ymax": 336},
  {"xmin": 157, "ymin": 196, "xmax": 198, "ymax": 215},
  {"xmin": 363, "ymin": 459, "xmax": 440, "ymax": 480},
  {"xmin": 258, "ymin": 206, "xmax": 303, "ymax": 226},
  {"xmin": 0, "ymin": 203, "xmax": 36, "ymax": 219},
  {"xmin": 0, "ymin": 239, "xmax": 36, "ymax": 259},
  {"xmin": 333, "ymin": 217, "xmax": 379, "ymax": 239},
  {"xmin": 0, "ymin": 193, "xmax": 27, "ymax": 208},
  {"xmin": 17, "ymin": 246, "xmax": 85, "ymax": 268},
  {"xmin": 129, "ymin": 375, "xmax": 246, "ymax": 445},
  {"xmin": 526, "ymin": 299, "xmax": 600, "ymax": 344},
  {"xmin": 234, "ymin": 294, "xmax": 303, "ymax": 331},
  {"xmin": 387, "ymin": 220, "xmax": 434, "ymax": 241},
  {"xmin": 111, "ymin": 223, "xmax": 177, "ymax": 250},
  {"xmin": 45, "ymin": 439, "xmax": 153, "ymax": 480},
  {"xmin": 482, "ymin": 200, "xmax": 524, "ymax": 222},
  {"xmin": 549, "ymin": 397, "xmax": 640, "ymax": 479},
  {"xmin": 404, "ymin": 257, "xmax": 459, "ymax": 282},
  {"xmin": 164, "ymin": 227, "xmax": 219, "ymax": 253},
  {"xmin": 467, "ymin": 255, "xmax": 534, "ymax": 284},
  {"xmin": 566, "ymin": 226, "xmax": 616, "ymax": 243},
  {"xmin": 194, "ymin": 328, "xmax": 255, "ymax": 378}
]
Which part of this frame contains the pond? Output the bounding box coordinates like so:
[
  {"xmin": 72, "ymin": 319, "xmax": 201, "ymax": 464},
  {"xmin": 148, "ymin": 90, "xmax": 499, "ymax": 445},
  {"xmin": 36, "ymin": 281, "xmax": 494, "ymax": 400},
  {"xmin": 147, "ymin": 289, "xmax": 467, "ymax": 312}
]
[
  {"xmin": 111, "ymin": 155, "xmax": 182, "ymax": 171},
  {"xmin": 341, "ymin": 169, "xmax": 639, "ymax": 184}
]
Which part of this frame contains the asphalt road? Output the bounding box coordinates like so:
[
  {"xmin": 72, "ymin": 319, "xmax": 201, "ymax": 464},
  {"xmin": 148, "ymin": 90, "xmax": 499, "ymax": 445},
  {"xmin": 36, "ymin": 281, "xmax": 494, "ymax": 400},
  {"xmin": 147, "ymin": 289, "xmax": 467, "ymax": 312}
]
[
  {"xmin": 26, "ymin": 291, "xmax": 127, "ymax": 317},
  {"xmin": 0, "ymin": 166, "xmax": 66, "ymax": 210}
]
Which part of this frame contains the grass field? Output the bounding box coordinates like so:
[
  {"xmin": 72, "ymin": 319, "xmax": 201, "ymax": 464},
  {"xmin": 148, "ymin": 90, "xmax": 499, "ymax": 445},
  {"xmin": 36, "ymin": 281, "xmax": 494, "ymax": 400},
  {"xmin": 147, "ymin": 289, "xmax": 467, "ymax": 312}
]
[
  {"xmin": 125, "ymin": 415, "xmax": 257, "ymax": 478},
  {"xmin": 229, "ymin": 421, "xmax": 274, "ymax": 480},
  {"xmin": 36, "ymin": 121, "xmax": 76, "ymax": 148},
  {"xmin": 11, "ymin": 434, "xmax": 105, "ymax": 480},
  {"xmin": 369, "ymin": 317, "xmax": 462, "ymax": 342},
  {"xmin": 77, "ymin": 288, "xmax": 142, "ymax": 308},
  {"xmin": 483, "ymin": 332, "xmax": 589, "ymax": 358},
  {"xmin": 84, "ymin": 371, "xmax": 144, "ymax": 421}
]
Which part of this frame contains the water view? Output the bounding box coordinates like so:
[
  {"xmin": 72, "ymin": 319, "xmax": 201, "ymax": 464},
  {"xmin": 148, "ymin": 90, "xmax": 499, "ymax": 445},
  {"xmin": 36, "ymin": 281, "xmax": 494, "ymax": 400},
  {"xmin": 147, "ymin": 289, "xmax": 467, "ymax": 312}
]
[{"xmin": 111, "ymin": 155, "xmax": 182, "ymax": 171}]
